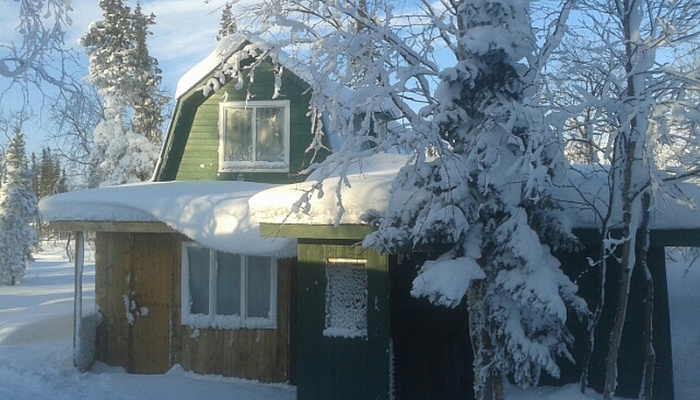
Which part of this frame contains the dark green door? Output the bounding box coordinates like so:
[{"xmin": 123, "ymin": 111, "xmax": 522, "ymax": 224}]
[{"xmin": 296, "ymin": 242, "xmax": 391, "ymax": 400}]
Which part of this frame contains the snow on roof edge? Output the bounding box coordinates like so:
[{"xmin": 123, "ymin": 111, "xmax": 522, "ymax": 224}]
[
  {"xmin": 175, "ymin": 35, "xmax": 249, "ymax": 99},
  {"xmin": 250, "ymin": 158, "xmax": 700, "ymax": 232},
  {"xmin": 39, "ymin": 181, "xmax": 296, "ymax": 257},
  {"xmin": 174, "ymin": 33, "xmax": 316, "ymax": 100}
]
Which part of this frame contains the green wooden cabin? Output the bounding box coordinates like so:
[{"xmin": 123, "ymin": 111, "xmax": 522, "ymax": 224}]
[
  {"xmin": 42, "ymin": 35, "xmax": 332, "ymax": 385},
  {"xmin": 41, "ymin": 33, "xmax": 695, "ymax": 400}
]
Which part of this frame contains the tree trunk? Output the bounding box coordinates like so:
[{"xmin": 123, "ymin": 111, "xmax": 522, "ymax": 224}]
[
  {"xmin": 468, "ymin": 280, "xmax": 503, "ymax": 400},
  {"xmin": 641, "ymin": 257, "xmax": 655, "ymax": 400},
  {"xmin": 604, "ymin": 135, "xmax": 637, "ymax": 399},
  {"xmin": 580, "ymin": 242, "xmax": 608, "ymax": 393},
  {"xmin": 604, "ymin": 1, "xmax": 643, "ymax": 397},
  {"xmin": 603, "ymin": 232, "xmax": 635, "ymax": 400},
  {"xmin": 638, "ymin": 191, "xmax": 655, "ymax": 400}
]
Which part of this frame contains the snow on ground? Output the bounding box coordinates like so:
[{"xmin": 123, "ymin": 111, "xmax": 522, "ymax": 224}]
[
  {"xmin": 0, "ymin": 245, "xmax": 295, "ymax": 400},
  {"xmin": 0, "ymin": 244, "xmax": 698, "ymax": 399}
]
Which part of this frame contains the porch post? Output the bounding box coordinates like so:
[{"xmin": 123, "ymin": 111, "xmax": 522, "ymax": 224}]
[{"xmin": 73, "ymin": 231, "xmax": 85, "ymax": 370}]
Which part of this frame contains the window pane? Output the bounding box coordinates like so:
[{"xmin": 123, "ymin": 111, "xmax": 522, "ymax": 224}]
[
  {"xmin": 224, "ymin": 108, "xmax": 253, "ymax": 161},
  {"xmin": 217, "ymin": 252, "xmax": 241, "ymax": 316},
  {"xmin": 255, "ymin": 107, "xmax": 285, "ymax": 162},
  {"xmin": 325, "ymin": 262, "xmax": 367, "ymax": 337},
  {"xmin": 186, "ymin": 247, "xmax": 210, "ymax": 315},
  {"xmin": 246, "ymin": 256, "xmax": 272, "ymax": 318}
]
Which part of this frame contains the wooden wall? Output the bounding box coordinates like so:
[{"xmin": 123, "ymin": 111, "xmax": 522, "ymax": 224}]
[
  {"xmin": 94, "ymin": 232, "xmax": 176, "ymax": 374},
  {"xmin": 390, "ymin": 257, "xmax": 473, "ymax": 400},
  {"xmin": 94, "ymin": 232, "xmax": 294, "ymax": 383},
  {"xmin": 171, "ymin": 257, "xmax": 294, "ymax": 382},
  {"xmin": 171, "ymin": 61, "xmax": 320, "ymax": 183}
]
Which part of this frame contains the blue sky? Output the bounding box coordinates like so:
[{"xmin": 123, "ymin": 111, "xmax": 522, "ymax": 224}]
[{"xmin": 0, "ymin": 0, "xmax": 226, "ymax": 151}]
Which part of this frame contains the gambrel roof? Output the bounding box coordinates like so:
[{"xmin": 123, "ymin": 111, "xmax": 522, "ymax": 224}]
[{"xmin": 175, "ymin": 34, "xmax": 314, "ymax": 100}]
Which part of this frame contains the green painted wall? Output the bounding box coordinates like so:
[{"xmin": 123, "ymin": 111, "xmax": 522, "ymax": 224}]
[
  {"xmin": 296, "ymin": 240, "xmax": 391, "ymax": 400},
  {"xmin": 156, "ymin": 59, "xmax": 326, "ymax": 183}
]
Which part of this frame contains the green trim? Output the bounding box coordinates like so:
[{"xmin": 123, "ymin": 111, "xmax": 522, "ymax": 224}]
[
  {"xmin": 260, "ymin": 223, "xmax": 375, "ymax": 240},
  {"xmin": 574, "ymin": 228, "xmax": 700, "ymax": 247},
  {"xmin": 262, "ymin": 226, "xmax": 700, "ymax": 246},
  {"xmin": 154, "ymin": 90, "xmax": 208, "ymax": 181}
]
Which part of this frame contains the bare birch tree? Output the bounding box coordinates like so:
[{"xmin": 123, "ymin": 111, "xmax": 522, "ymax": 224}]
[{"xmin": 551, "ymin": 1, "xmax": 700, "ymax": 398}]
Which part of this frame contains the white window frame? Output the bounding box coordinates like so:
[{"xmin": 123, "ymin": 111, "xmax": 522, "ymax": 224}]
[
  {"xmin": 218, "ymin": 100, "xmax": 291, "ymax": 173},
  {"xmin": 181, "ymin": 242, "xmax": 278, "ymax": 330}
]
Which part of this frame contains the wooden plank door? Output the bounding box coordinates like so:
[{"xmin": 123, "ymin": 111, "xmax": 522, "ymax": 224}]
[
  {"xmin": 127, "ymin": 233, "xmax": 174, "ymax": 374},
  {"xmin": 296, "ymin": 242, "xmax": 391, "ymax": 400}
]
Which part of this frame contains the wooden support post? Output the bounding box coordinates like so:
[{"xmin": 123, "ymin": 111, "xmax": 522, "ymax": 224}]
[{"xmin": 73, "ymin": 231, "xmax": 85, "ymax": 370}]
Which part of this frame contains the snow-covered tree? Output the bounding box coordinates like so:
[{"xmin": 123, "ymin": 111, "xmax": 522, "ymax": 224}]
[
  {"xmin": 130, "ymin": 3, "xmax": 168, "ymax": 147},
  {"xmin": 548, "ymin": 1, "xmax": 700, "ymax": 398},
  {"xmin": 217, "ymin": 3, "xmax": 237, "ymax": 41},
  {"xmin": 0, "ymin": 0, "xmax": 73, "ymax": 95},
  {"xmin": 0, "ymin": 128, "xmax": 39, "ymax": 286},
  {"xmin": 221, "ymin": 0, "xmax": 587, "ymax": 398},
  {"xmin": 80, "ymin": 0, "xmax": 163, "ymax": 186},
  {"xmin": 91, "ymin": 107, "xmax": 158, "ymax": 186}
]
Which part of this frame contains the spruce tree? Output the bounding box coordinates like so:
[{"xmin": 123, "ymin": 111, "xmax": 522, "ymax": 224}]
[
  {"xmin": 223, "ymin": 0, "xmax": 588, "ymax": 396},
  {"xmin": 130, "ymin": 3, "xmax": 168, "ymax": 146},
  {"xmin": 0, "ymin": 129, "xmax": 39, "ymax": 286},
  {"xmin": 360, "ymin": 1, "xmax": 587, "ymax": 397},
  {"xmin": 217, "ymin": 3, "xmax": 237, "ymax": 41},
  {"xmin": 80, "ymin": 0, "xmax": 162, "ymax": 186}
]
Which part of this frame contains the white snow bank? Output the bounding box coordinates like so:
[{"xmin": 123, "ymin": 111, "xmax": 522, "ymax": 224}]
[{"xmin": 39, "ymin": 181, "xmax": 295, "ymax": 257}]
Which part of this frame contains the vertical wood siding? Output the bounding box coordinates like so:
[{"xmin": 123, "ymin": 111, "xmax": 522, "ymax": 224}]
[
  {"xmin": 295, "ymin": 241, "xmax": 391, "ymax": 400},
  {"xmin": 94, "ymin": 232, "xmax": 175, "ymax": 374},
  {"xmin": 171, "ymin": 254, "xmax": 294, "ymax": 382},
  {"xmin": 95, "ymin": 233, "xmax": 294, "ymax": 382},
  {"xmin": 174, "ymin": 61, "xmax": 320, "ymax": 183}
]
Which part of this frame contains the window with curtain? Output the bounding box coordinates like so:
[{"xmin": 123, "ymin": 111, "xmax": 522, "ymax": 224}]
[
  {"xmin": 182, "ymin": 243, "xmax": 277, "ymax": 329},
  {"xmin": 219, "ymin": 100, "xmax": 290, "ymax": 172}
]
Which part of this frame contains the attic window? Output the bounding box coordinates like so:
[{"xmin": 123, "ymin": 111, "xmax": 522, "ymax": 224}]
[
  {"xmin": 181, "ymin": 242, "xmax": 277, "ymax": 329},
  {"xmin": 219, "ymin": 100, "xmax": 290, "ymax": 172}
]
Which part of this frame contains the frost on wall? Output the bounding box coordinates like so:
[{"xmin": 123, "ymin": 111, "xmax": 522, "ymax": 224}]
[{"xmin": 324, "ymin": 259, "xmax": 368, "ymax": 339}]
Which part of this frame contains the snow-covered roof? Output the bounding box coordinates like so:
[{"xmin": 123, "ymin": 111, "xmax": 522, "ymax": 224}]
[
  {"xmin": 39, "ymin": 181, "xmax": 295, "ymax": 257},
  {"xmin": 251, "ymin": 154, "xmax": 409, "ymax": 226},
  {"xmin": 175, "ymin": 35, "xmax": 246, "ymax": 99},
  {"xmin": 251, "ymin": 155, "xmax": 700, "ymax": 232},
  {"xmin": 39, "ymin": 156, "xmax": 700, "ymax": 259},
  {"xmin": 555, "ymin": 167, "xmax": 700, "ymax": 231},
  {"xmin": 175, "ymin": 33, "xmax": 313, "ymax": 99}
]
